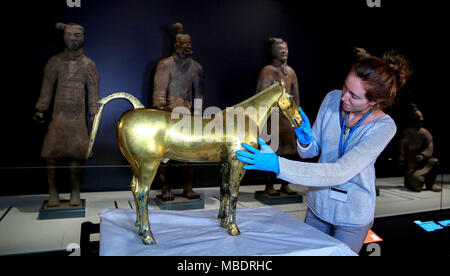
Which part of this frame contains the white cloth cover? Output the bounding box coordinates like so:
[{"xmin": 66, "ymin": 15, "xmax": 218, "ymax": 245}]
[{"xmin": 99, "ymin": 206, "xmax": 356, "ymax": 256}]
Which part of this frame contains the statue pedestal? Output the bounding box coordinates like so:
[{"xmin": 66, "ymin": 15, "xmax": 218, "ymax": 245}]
[
  {"xmin": 38, "ymin": 199, "xmax": 86, "ymax": 220},
  {"xmin": 155, "ymin": 194, "xmax": 204, "ymax": 211},
  {"xmin": 254, "ymin": 191, "xmax": 303, "ymax": 205}
]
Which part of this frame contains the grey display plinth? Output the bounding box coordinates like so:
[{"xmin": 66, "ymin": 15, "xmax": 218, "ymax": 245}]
[
  {"xmin": 38, "ymin": 199, "xmax": 86, "ymax": 220},
  {"xmin": 255, "ymin": 191, "xmax": 303, "ymax": 205},
  {"xmin": 155, "ymin": 194, "xmax": 204, "ymax": 210}
]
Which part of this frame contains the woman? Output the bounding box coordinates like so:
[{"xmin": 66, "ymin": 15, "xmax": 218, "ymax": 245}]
[{"xmin": 237, "ymin": 48, "xmax": 412, "ymax": 253}]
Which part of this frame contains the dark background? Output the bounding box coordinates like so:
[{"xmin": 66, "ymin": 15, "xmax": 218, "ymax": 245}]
[{"xmin": 1, "ymin": 0, "xmax": 446, "ymax": 195}]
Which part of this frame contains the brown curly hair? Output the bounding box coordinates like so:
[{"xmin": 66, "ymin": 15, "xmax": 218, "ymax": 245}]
[{"xmin": 351, "ymin": 47, "xmax": 412, "ymax": 110}]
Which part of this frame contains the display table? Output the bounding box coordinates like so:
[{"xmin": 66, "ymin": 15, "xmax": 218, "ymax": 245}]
[{"xmin": 99, "ymin": 206, "xmax": 356, "ymax": 256}]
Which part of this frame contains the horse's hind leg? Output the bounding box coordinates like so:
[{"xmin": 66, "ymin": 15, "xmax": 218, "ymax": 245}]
[
  {"xmin": 218, "ymin": 163, "xmax": 230, "ymax": 227},
  {"xmin": 130, "ymin": 175, "xmax": 141, "ymax": 230},
  {"xmin": 135, "ymin": 160, "xmax": 161, "ymax": 245},
  {"xmin": 225, "ymin": 159, "xmax": 246, "ymax": 236}
]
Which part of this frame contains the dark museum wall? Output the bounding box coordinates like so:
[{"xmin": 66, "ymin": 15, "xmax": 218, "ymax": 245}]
[{"xmin": 1, "ymin": 0, "xmax": 446, "ymax": 195}]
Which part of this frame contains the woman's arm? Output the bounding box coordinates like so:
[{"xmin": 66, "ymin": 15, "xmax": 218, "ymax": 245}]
[
  {"xmin": 296, "ymin": 91, "xmax": 333, "ymax": 159},
  {"xmin": 297, "ymin": 139, "xmax": 319, "ymax": 159},
  {"xmin": 279, "ymin": 120, "xmax": 396, "ymax": 187}
]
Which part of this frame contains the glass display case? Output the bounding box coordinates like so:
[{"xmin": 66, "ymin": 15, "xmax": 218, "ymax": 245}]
[{"xmin": 1, "ymin": 0, "xmax": 447, "ymax": 256}]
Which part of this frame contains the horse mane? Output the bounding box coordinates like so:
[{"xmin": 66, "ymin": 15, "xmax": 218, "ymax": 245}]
[
  {"xmin": 228, "ymin": 82, "xmax": 282, "ymax": 110},
  {"xmin": 218, "ymin": 82, "xmax": 283, "ymax": 128}
]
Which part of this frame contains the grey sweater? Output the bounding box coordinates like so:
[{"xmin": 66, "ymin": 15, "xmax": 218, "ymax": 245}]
[{"xmin": 277, "ymin": 90, "xmax": 396, "ymax": 226}]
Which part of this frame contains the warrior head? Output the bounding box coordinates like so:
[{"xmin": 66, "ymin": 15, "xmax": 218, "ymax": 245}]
[
  {"xmin": 269, "ymin": 37, "xmax": 288, "ymax": 63},
  {"xmin": 56, "ymin": 22, "xmax": 85, "ymax": 51},
  {"xmin": 173, "ymin": 22, "xmax": 192, "ymax": 58}
]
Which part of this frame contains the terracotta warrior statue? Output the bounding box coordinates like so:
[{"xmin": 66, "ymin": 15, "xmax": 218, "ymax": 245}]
[
  {"xmin": 34, "ymin": 22, "xmax": 99, "ymax": 207},
  {"xmin": 399, "ymin": 104, "xmax": 440, "ymax": 192},
  {"xmin": 255, "ymin": 37, "xmax": 300, "ymax": 196},
  {"xmin": 153, "ymin": 22, "xmax": 204, "ymax": 201}
]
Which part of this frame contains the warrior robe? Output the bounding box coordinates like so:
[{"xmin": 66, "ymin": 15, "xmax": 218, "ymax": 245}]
[{"xmin": 35, "ymin": 48, "xmax": 99, "ymax": 160}]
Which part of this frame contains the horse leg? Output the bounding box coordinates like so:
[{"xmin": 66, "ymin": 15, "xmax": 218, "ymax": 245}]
[
  {"xmin": 130, "ymin": 175, "xmax": 141, "ymax": 230},
  {"xmin": 225, "ymin": 158, "xmax": 246, "ymax": 236},
  {"xmin": 135, "ymin": 161, "xmax": 160, "ymax": 245},
  {"xmin": 218, "ymin": 163, "xmax": 230, "ymax": 227}
]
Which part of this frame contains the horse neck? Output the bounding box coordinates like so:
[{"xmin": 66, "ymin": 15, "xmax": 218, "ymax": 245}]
[{"xmin": 226, "ymin": 84, "xmax": 282, "ymax": 128}]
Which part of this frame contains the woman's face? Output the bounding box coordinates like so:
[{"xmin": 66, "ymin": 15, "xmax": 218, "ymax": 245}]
[{"xmin": 341, "ymin": 71, "xmax": 377, "ymax": 113}]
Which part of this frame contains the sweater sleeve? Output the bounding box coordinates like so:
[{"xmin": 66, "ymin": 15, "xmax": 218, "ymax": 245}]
[
  {"xmin": 278, "ymin": 119, "xmax": 396, "ymax": 187},
  {"xmin": 297, "ymin": 91, "xmax": 334, "ymax": 159},
  {"xmin": 297, "ymin": 139, "xmax": 319, "ymax": 159}
]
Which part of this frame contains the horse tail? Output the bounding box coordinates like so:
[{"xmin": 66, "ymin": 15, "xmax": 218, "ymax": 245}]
[{"xmin": 86, "ymin": 92, "xmax": 145, "ymax": 159}]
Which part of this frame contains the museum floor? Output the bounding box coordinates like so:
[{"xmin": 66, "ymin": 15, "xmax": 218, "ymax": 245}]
[{"xmin": 0, "ymin": 175, "xmax": 449, "ymax": 256}]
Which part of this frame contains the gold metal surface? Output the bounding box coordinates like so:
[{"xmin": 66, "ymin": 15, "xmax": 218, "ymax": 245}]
[
  {"xmin": 88, "ymin": 81, "xmax": 301, "ymax": 245},
  {"xmin": 277, "ymin": 80, "xmax": 303, "ymax": 128}
]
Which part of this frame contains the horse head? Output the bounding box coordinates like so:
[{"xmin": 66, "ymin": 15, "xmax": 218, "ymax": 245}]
[{"xmin": 277, "ymin": 80, "xmax": 303, "ymax": 128}]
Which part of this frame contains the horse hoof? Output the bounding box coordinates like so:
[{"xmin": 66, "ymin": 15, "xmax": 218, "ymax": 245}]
[
  {"xmin": 142, "ymin": 235, "xmax": 156, "ymax": 245},
  {"xmin": 227, "ymin": 224, "xmax": 241, "ymax": 236}
]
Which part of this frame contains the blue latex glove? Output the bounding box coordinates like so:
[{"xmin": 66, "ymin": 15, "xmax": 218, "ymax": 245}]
[
  {"xmin": 236, "ymin": 138, "xmax": 280, "ymax": 174},
  {"xmin": 294, "ymin": 107, "xmax": 314, "ymax": 145}
]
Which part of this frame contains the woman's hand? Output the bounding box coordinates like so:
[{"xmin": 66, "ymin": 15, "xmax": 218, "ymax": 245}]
[
  {"xmin": 236, "ymin": 138, "xmax": 280, "ymax": 174},
  {"xmin": 294, "ymin": 107, "xmax": 314, "ymax": 145}
]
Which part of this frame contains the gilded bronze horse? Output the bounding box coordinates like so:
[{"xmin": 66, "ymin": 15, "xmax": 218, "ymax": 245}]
[{"xmin": 87, "ymin": 81, "xmax": 302, "ymax": 245}]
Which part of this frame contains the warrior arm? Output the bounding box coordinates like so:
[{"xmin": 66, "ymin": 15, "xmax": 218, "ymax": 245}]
[
  {"xmin": 193, "ymin": 64, "xmax": 205, "ymax": 115},
  {"xmin": 86, "ymin": 61, "xmax": 100, "ymax": 115},
  {"xmin": 419, "ymin": 129, "xmax": 434, "ymax": 158},
  {"xmin": 193, "ymin": 65, "xmax": 204, "ymax": 100},
  {"xmin": 35, "ymin": 57, "xmax": 58, "ymax": 112},
  {"xmin": 153, "ymin": 60, "xmax": 170, "ymax": 109},
  {"xmin": 290, "ymin": 69, "xmax": 300, "ymax": 106}
]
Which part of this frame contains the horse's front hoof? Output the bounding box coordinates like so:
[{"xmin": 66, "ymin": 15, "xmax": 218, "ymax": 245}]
[
  {"xmin": 142, "ymin": 234, "xmax": 156, "ymax": 245},
  {"xmin": 227, "ymin": 224, "xmax": 241, "ymax": 236}
]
